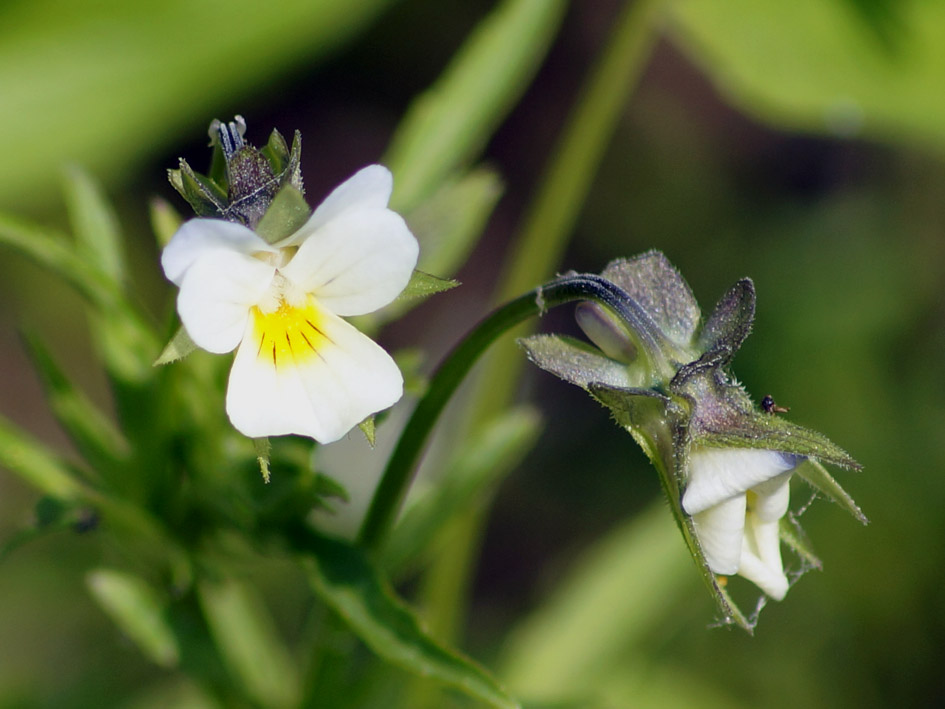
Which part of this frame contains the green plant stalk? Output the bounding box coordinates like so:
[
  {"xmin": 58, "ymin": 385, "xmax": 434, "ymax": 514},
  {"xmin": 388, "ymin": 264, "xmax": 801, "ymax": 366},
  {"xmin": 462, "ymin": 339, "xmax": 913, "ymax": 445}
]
[
  {"xmin": 416, "ymin": 0, "xmax": 667, "ymax": 677},
  {"xmin": 357, "ymin": 274, "xmax": 657, "ymax": 551}
]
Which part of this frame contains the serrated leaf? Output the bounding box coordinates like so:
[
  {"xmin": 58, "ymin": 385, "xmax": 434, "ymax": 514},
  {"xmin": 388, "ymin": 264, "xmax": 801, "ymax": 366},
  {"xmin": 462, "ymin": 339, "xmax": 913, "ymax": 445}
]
[
  {"xmin": 384, "ymin": 406, "xmax": 542, "ymax": 573},
  {"xmin": 150, "ymin": 197, "xmax": 184, "ymax": 249},
  {"xmin": 154, "ymin": 326, "xmax": 199, "ymax": 366},
  {"xmin": 295, "ymin": 528, "xmax": 520, "ymax": 709},
  {"xmin": 255, "ymin": 184, "xmax": 311, "ymax": 244},
  {"xmin": 87, "ymin": 568, "xmax": 180, "ymax": 669},
  {"xmin": 795, "ymin": 457, "xmax": 868, "ymax": 524},
  {"xmin": 22, "ymin": 331, "xmax": 129, "ymax": 473},
  {"xmin": 0, "ymin": 414, "xmax": 84, "ymax": 500},
  {"xmin": 386, "ymin": 0, "xmax": 567, "ymax": 211},
  {"xmin": 197, "ymin": 577, "xmax": 300, "ymax": 708},
  {"xmin": 62, "ymin": 166, "xmax": 124, "ymax": 284}
]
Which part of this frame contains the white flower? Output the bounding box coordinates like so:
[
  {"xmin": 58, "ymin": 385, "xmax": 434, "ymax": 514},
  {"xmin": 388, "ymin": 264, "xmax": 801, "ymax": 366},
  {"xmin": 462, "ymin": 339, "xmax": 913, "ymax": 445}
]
[
  {"xmin": 161, "ymin": 165, "xmax": 419, "ymax": 443},
  {"xmin": 682, "ymin": 446, "xmax": 800, "ymax": 600}
]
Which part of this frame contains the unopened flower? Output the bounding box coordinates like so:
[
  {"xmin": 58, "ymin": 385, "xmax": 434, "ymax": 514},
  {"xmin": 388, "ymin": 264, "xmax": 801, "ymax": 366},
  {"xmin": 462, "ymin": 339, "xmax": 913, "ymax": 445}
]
[
  {"xmin": 522, "ymin": 252, "xmax": 865, "ymax": 628},
  {"xmin": 162, "ymin": 165, "xmax": 418, "ymax": 442}
]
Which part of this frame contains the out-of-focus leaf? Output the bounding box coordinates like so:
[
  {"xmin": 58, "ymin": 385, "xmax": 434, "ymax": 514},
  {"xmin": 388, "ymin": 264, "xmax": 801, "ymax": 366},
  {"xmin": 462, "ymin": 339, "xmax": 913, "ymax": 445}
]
[
  {"xmin": 154, "ymin": 326, "xmax": 198, "ymax": 366},
  {"xmin": 296, "ymin": 528, "xmax": 520, "ymax": 709},
  {"xmin": 499, "ymin": 504, "xmax": 692, "ymax": 702},
  {"xmin": 669, "ymin": 0, "xmax": 945, "ymax": 148},
  {"xmin": 407, "ymin": 167, "xmax": 504, "ymax": 277},
  {"xmin": 150, "ymin": 197, "xmax": 183, "ymax": 249},
  {"xmin": 197, "ymin": 576, "xmax": 300, "ymax": 709},
  {"xmin": 87, "ymin": 568, "xmax": 180, "ymax": 669},
  {"xmin": 21, "ymin": 331, "xmax": 129, "ymax": 473},
  {"xmin": 0, "ymin": 0, "xmax": 396, "ymax": 210},
  {"xmin": 0, "ymin": 414, "xmax": 84, "ymax": 500},
  {"xmin": 384, "ymin": 406, "xmax": 542, "ymax": 573},
  {"xmin": 122, "ymin": 677, "xmax": 222, "ymax": 709},
  {"xmin": 385, "ymin": 0, "xmax": 567, "ymax": 211},
  {"xmin": 62, "ymin": 166, "xmax": 124, "ymax": 284}
]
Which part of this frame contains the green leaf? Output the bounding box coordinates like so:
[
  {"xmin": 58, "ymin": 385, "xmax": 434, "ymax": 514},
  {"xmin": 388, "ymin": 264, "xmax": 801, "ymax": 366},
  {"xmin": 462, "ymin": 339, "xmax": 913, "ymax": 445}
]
[
  {"xmin": 408, "ymin": 167, "xmax": 504, "ymax": 277},
  {"xmin": 385, "ymin": 0, "xmax": 567, "ymax": 211},
  {"xmin": 358, "ymin": 416, "xmax": 377, "ymax": 447},
  {"xmin": 87, "ymin": 568, "xmax": 180, "ymax": 669},
  {"xmin": 0, "ymin": 414, "xmax": 84, "ymax": 500},
  {"xmin": 297, "ymin": 529, "xmax": 520, "ymax": 709},
  {"xmin": 62, "ymin": 166, "xmax": 124, "ymax": 284},
  {"xmin": 255, "ymin": 184, "xmax": 311, "ymax": 244},
  {"xmin": 384, "ymin": 406, "xmax": 542, "ymax": 573},
  {"xmin": 197, "ymin": 576, "xmax": 300, "ymax": 708},
  {"xmin": 396, "ymin": 270, "xmax": 459, "ymax": 303},
  {"xmin": 254, "ymin": 438, "xmax": 272, "ymax": 484},
  {"xmin": 795, "ymin": 457, "xmax": 869, "ymax": 524},
  {"xmin": 21, "ymin": 331, "xmax": 129, "ymax": 473},
  {"xmin": 154, "ymin": 326, "xmax": 199, "ymax": 366},
  {"xmin": 150, "ymin": 197, "xmax": 183, "ymax": 249},
  {"xmin": 669, "ymin": 0, "xmax": 945, "ymax": 149},
  {"xmin": 780, "ymin": 515, "xmax": 822, "ymax": 570}
]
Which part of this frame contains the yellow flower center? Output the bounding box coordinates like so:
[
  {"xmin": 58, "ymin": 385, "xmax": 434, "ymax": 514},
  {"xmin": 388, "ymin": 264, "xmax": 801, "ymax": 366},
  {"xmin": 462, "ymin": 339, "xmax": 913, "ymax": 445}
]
[{"xmin": 250, "ymin": 296, "xmax": 332, "ymax": 370}]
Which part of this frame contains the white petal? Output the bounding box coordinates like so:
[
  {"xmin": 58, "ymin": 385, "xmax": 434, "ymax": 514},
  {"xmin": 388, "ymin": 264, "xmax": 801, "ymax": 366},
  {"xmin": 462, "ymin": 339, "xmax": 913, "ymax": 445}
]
[
  {"xmin": 691, "ymin": 494, "xmax": 746, "ymax": 575},
  {"xmin": 738, "ymin": 543, "xmax": 789, "ymax": 600},
  {"xmin": 225, "ymin": 302, "xmax": 403, "ymax": 442},
  {"xmin": 745, "ymin": 510, "xmax": 785, "ymax": 579},
  {"xmin": 281, "ymin": 207, "xmax": 418, "ymax": 316},
  {"xmin": 162, "ymin": 218, "xmax": 275, "ymax": 285},
  {"xmin": 275, "ymin": 165, "xmax": 393, "ymax": 247},
  {"xmin": 682, "ymin": 447, "xmax": 797, "ymax": 516},
  {"xmin": 177, "ymin": 250, "xmax": 275, "ymax": 354},
  {"xmin": 750, "ymin": 472, "xmax": 792, "ymax": 522}
]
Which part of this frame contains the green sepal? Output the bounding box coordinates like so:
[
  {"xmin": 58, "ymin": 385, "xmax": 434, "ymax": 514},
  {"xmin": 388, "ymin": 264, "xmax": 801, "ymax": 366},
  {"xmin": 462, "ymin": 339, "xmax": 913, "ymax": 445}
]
[
  {"xmin": 254, "ymin": 438, "xmax": 272, "ymax": 484},
  {"xmin": 359, "ymin": 416, "xmax": 377, "ymax": 447},
  {"xmin": 521, "ymin": 334, "xmax": 641, "ymax": 390},
  {"xmin": 254, "ymin": 184, "xmax": 311, "ymax": 244},
  {"xmin": 601, "ymin": 251, "xmax": 701, "ymax": 350},
  {"xmin": 779, "ymin": 515, "xmax": 822, "ymax": 570},
  {"xmin": 169, "ymin": 158, "xmax": 227, "ymax": 218},
  {"xmin": 261, "ymin": 128, "xmax": 303, "ymax": 193},
  {"xmin": 154, "ymin": 326, "xmax": 199, "ymax": 366},
  {"xmin": 696, "ymin": 278, "xmax": 755, "ymax": 366},
  {"xmin": 87, "ymin": 568, "xmax": 181, "ymax": 669},
  {"xmin": 394, "ymin": 270, "xmax": 460, "ymax": 303},
  {"xmin": 795, "ymin": 457, "xmax": 868, "ymax": 524}
]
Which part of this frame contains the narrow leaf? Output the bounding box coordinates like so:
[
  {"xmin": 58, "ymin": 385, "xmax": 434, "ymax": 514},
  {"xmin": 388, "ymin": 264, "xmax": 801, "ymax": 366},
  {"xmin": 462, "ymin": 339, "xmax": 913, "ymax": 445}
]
[
  {"xmin": 197, "ymin": 576, "xmax": 300, "ymax": 708},
  {"xmin": 0, "ymin": 414, "xmax": 83, "ymax": 500},
  {"xmin": 296, "ymin": 529, "xmax": 520, "ymax": 709},
  {"xmin": 795, "ymin": 457, "xmax": 868, "ymax": 524},
  {"xmin": 396, "ymin": 271, "xmax": 459, "ymax": 302},
  {"xmin": 87, "ymin": 568, "xmax": 180, "ymax": 668},
  {"xmin": 358, "ymin": 417, "xmax": 377, "ymax": 447},
  {"xmin": 21, "ymin": 331, "xmax": 129, "ymax": 472},
  {"xmin": 254, "ymin": 438, "xmax": 272, "ymax": 484},
  {"xmin": 154, "ymin": 326, "xmax": 199, "ymax": 365},
  {"xmin": 385, "ymin": 0, "xmax": 567, "ymax": 211},
  {"xmin": 62, "ymin": 166, "xmax": 124, "ymax": 284}
]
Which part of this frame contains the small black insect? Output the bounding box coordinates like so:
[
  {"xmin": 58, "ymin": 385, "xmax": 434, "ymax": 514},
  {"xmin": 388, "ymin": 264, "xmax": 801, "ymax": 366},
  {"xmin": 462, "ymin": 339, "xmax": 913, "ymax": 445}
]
[{"xmin": 761, "ymin": 394, "xmax": 789, "ymax": 414}]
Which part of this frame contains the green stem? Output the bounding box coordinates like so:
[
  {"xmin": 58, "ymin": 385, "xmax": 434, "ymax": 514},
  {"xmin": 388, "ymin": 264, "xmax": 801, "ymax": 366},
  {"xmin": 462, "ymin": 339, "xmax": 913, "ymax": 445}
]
[{"xmin": 357, "ymin": 274, "xmax": 649, "ymax": 551}]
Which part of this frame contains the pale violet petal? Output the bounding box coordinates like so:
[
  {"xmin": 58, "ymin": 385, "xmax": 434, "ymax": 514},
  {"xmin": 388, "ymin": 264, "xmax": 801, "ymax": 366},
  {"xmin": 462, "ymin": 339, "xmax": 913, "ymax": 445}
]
[
  {"xmin": 691, "ymin": 494, "xmax": 746, "ymax": 575},
  {"xmin": 738, "ymin": 542, "xmax": 789, "ymax": 600},
  {"xmin": 225, "ymin": 304, "xmax": 403, "ymax": 442},
  {"xmin": 274, "ymin": 165, "xmax": 393, "ymax": 247},
  {"xmin": 682, "ymin": 447, "xmax": 797, "ymax": 516},
  {"xmin": 177, "ymin": 250, "xmax": 275, "ymax": 354},
  {"xmin": 162, "ymin": 218, "xmax": 275, "ymax": 285},
  {"xmin": 280, "ymin": 208, "xmax": 418, "ymax": 316}
]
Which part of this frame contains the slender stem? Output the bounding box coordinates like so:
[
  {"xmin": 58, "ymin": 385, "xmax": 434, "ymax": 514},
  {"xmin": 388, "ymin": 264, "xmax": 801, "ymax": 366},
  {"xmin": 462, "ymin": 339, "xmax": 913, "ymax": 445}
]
[{"xmin": 357, "ymin": 274, "xmax": 648, "ymax": 551}]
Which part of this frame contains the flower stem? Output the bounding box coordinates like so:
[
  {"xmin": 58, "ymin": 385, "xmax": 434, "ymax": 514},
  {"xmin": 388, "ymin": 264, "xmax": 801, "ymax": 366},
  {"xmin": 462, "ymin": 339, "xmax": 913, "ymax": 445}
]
[{"xmin": 357, "ymin": 273, "xmax": 654, "ymax": 551}]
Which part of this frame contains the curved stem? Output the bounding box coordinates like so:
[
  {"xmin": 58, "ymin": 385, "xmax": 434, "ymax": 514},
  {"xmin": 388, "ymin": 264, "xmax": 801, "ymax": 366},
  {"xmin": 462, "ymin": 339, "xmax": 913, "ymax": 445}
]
[{"xmin": 358, "ymin": 273, "xmax": 665, "ymax": 551}]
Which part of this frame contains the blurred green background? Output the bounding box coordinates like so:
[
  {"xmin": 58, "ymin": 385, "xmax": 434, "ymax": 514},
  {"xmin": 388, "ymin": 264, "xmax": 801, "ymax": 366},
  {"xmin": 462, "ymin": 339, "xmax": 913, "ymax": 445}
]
[{"xmin": 2, "ymin": 0, "xmax": 944, "ymax": 706}]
